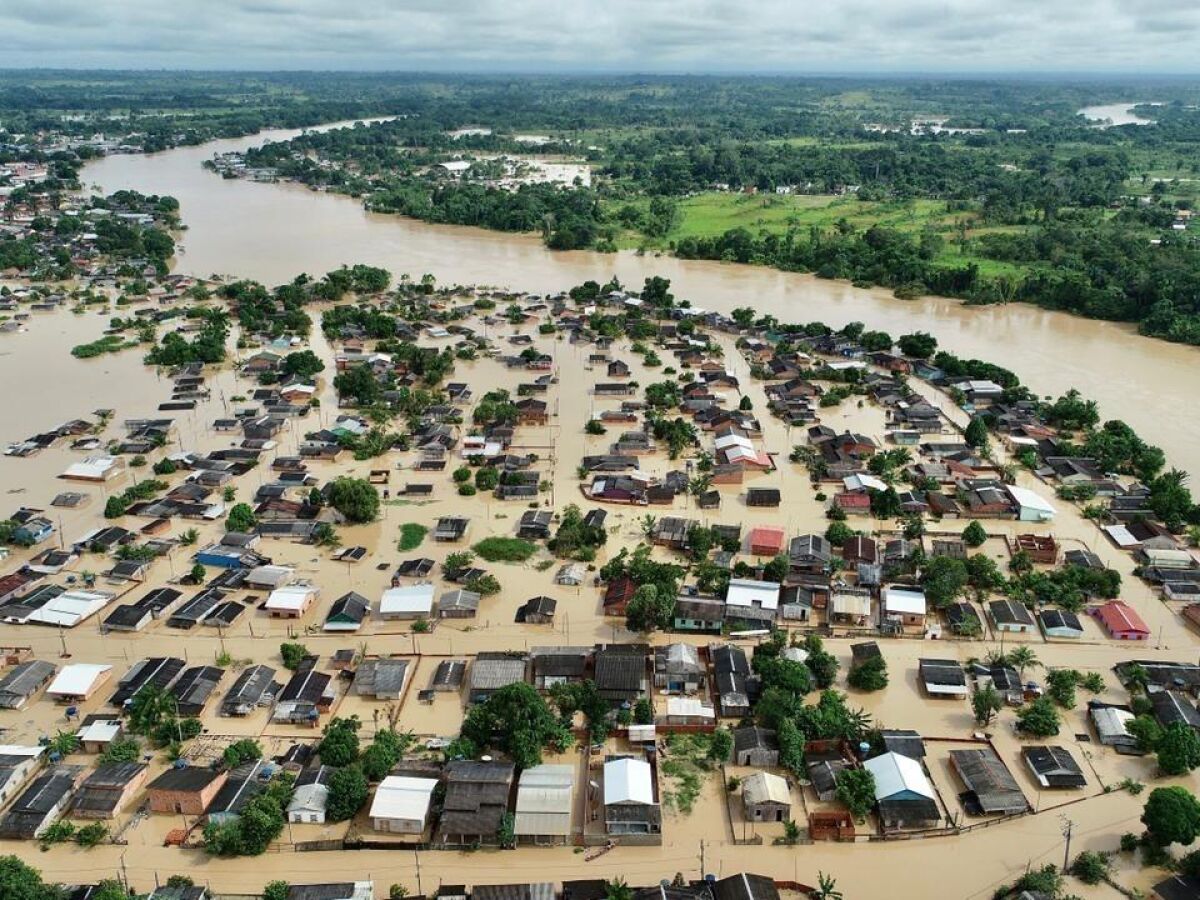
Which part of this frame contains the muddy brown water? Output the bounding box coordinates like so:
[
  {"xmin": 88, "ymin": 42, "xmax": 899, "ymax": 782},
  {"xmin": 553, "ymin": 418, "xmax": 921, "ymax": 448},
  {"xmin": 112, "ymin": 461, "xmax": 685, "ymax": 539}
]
[{"xmin": 0, "ymin": 123, "xmax": 1196, "ymax": 899}]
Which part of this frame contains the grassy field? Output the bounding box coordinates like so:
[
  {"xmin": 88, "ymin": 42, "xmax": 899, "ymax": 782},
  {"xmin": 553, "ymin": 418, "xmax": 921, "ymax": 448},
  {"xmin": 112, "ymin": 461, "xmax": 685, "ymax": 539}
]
[
  {"xmin": 609, "ymin": 190, "xmax": 1038, "ymax": 278},
  {"xmin": 612, "ymin": 191, "xmax": 961, "ymax": 247}
]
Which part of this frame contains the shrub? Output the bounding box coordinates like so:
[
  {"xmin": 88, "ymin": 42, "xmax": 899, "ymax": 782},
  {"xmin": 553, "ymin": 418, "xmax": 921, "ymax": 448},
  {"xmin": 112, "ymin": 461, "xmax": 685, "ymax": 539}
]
[
  {"xmin": 473, "ymin": 537, "xmax": 538, "ymax": 563},
  {"xmin": 398, "ymin": 523, "xmax": 428, "ymax": 551}
]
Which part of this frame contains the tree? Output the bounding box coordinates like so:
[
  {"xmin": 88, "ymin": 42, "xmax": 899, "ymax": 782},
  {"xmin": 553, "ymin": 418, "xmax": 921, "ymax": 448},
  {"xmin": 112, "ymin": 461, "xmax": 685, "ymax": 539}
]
[
  {"xmin": 898, "ymin": 331, "xmax": 937, "ymax": 359},
  {"xmin": 0, "ymin": 855, "xmax": 63, "ymax": 900},
  {"xmin": 1016, "ymin": 696, "xmax": 1060, "ymax": 737},
  {"xmin": 835, "ymin": 767, "xmax": 876, "ymax": 822},
  {"xmin": 811, "ymin": 873, "xmax": 843, "ymax": 900},
  {"xmin": 223, "ymin": 739, "xmax": 262, "ymax": 769},
  {"xmin": 920, "ymin": 556, "xmax": 969, "ymax": 608},
  {"xmin": 964, "ymin": 416, "xmax": 989, "ymax": 449},
  {"xmin": 708, "ymin": 727, "xmax": 733, "ymax": 762},
  {"xmin": 461, "ymin": 682, "xmax": 570, "ymax": 770},
  {"xmin": 804, "ymin": 634, "xmax": 840, "ymax": 689},
  {"xmin": 847, "ymin": 655, "xmax": 888, "ymax": 692},
  {"xmin": 361, "ymin": 729, "xmax": 411, "ymax": 782},
  {"xmin": 961, "ymin": 520, "xmax": 987, "ymax": 548},
  {"xmin": 326, "ymin": 765, "xmax": 369, "ymax": 821},
  {"xmin": 104, "ymin": 495, "xmax": 128, "ymax": 518},
  {"xmin": 282, "ymin": 350, "xmax": 325, "ymax": 379},
  {"xmin": 226, "ymin": 502, "xmax": 257, "ymax": 533},
  {"xmin": 1158, "ymin": 723, "xmax": 1200, "ymax": 776},
  {"xmin": 280, "ymin": 642, "xmax": 310, "ymax": 671},
  {"xmin": 553, "ymin": 679, "xmax": 612, "ymax": 744},
  {"xmin": 972, "ymin": 685, "xmax": 1002, "ymax": 726},
  {"xmin": 1143, "ymin": 786, "xmax": 1200, "ymax": 847},
  {"xmin": 327, "ymin": 477, "xmax": 380, "ymax": 523},
  {"xmin": 318, "ymin": 716, "xmax": 361, "ymax": 767},
  {"xmin": 777, "ymin": 718, "xmax": 805, "ymax": 777},
  {"xmin": 1007, "ymin": 646, "xmax": 1040, "ymax": 679},
  {"xmin": 263, "ymin": 882, "xmax": 291, "ymax": 900},
  {"xmin": 625, "ymin": 583, "xmax": 675, "ymax": 634}
]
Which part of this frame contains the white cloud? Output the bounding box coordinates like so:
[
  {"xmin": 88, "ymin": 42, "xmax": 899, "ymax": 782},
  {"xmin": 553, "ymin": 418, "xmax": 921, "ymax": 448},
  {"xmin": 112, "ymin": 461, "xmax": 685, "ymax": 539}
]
[{"xmin": 0, "ymin": 0, "xmax": 1196, "ymax": 71}]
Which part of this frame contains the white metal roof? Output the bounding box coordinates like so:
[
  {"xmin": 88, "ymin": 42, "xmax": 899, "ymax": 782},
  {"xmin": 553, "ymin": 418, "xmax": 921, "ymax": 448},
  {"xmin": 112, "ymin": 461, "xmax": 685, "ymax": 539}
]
[
  {"xmin": 844, "ymin": 473, "xmax": 888, "ymax": 493},
  {"xmin": 47, "ymin": 663, "xmax": 112, "ymax": 697},
  {"xmin": 725, "ymin": 578, "xmax": 780, "ymax": 611},
  {"xmin": 380, "ymin": 584, "xmax": 434, "ymax": 614},
  {"xmin": 665, "ymin": 696, "xmax": 715, "ymax": 720},
  {"xmin": 61, "ymin": 456, "xmax": 121, "ymax": 480},
  {"xmin": 1102, "ymin": 524, "xmax": 1139, "ymax": 549},
  {"xmin": 76, "ymin": 720, "xmax": 121, "ymax": 743},
  {"xmin": 26, "ymin": 590, "xmax": 113, "ymax": 627},
  {"xmin": 1006, "ymin": 485, "xmax": 1056, "ymax": 518},
  {"xmin": 368, "ymin": 775, "xmax": 437, "ymax": 822},
  {"xmin": 1091, "ymin": 706, "xmax": 1135, "ymax": 738},
  {"xmin": 604, "ymin": 757, "xmax": 654, "ymax": 805},
  {"xmin": 516, "ymin": 764, "xmax": 574, "ymax": 817},
  {"xmin": 0, "ymin": 744, "xmax": 44, "ymax": 759},
  {"xmin": 883, "ymin": 586, "xmax": 927, "ymax": 615},
  {"xmin": 864, "ymin": 751, "xmax": 935, "ymax": 801},
  {"xmin": 265, "ymin": 584, "xmax": 317, "ymax": 611},
  {"xmin": 246, "ymin": 565, "xmax": 295, "ymax": 587}
]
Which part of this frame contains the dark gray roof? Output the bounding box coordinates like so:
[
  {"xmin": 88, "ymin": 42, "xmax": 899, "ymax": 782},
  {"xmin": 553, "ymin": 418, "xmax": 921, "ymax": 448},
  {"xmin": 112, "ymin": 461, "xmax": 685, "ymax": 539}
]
[
  {"xmin": 222, "ymin": 664, "xmax": 277, "ymax": 713},
  {"xmin": 171, "ymin": 665, "xmax": 224, "ymax": 716},
  {"xmin": 950, "ymin": 748, "xmax": 1026, "ymax": 814},
  {"xmin": 0, "ymin": 659, "xmax": 55, "ymax": 704},
  {"xmin": 732, "ymin": 726, "xmax": 778, "ymax": 754},
  {"xmin": 879, "ymin": 729, "xmax": 925, "ymax": 760},
  {"xmin": 1022, "ymin": 746, "xmax": 1086, "ymax": 789},
  {"xmin": 148, "ymin": 767, "xmax": 223, "ymax": 793},
  {"xmin": 710, "ymin": 874, "xmax": 780, "ymax": 900},
  {"xmin": 111, "ymin": 657, "xmax": 186, "ymax": 707}
]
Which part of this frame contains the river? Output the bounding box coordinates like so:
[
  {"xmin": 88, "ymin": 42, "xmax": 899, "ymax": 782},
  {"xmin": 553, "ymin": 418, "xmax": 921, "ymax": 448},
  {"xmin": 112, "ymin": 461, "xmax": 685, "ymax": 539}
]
[
  {"xmin": 79, "ymin": 121, "xmax": 1200, "ymax": 477},
  {"xmin": 1078, "ymin": 102, "xmax": 1158, "ymax": 127}
]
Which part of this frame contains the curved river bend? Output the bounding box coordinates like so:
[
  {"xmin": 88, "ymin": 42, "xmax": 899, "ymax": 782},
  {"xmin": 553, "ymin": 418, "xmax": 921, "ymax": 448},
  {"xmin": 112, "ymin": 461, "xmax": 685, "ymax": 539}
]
[{"xmin": 81, "ymin": 123, "xmax": 1200, "ymax": 476}]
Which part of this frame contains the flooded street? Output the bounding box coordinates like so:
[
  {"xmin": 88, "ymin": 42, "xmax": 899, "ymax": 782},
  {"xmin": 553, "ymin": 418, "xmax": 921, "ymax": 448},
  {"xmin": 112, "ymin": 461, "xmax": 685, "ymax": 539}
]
[
  {"xmin": 0, "ymin": 122, "xmax": 1197, "ymax": 900},
  {"xmin": 78, "ymin": 124, "xmax": 1200, "ymax": 478}
]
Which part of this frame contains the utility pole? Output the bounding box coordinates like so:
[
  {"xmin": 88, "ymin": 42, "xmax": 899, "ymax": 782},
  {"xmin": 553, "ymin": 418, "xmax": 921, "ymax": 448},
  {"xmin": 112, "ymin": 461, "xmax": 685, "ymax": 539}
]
[
  {"xmin": 1061, "ymin": 815, "xmax": 1074, "ymax": 872},
  {"xmin": 414, "ymin": 849, "xmax": 423, "ymax": 896},
  {"xmin": 699, "ymin": 839, "xmax": 705, "ymax": 877}
]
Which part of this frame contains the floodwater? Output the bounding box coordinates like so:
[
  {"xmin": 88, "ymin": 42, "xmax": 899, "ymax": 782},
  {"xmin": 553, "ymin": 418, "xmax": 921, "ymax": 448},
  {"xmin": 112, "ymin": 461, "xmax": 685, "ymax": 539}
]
[
  {"xmin": 79, "ymin": 124, "xmax": 1200, "ymax": 477},
  {"xmin": 0, "ymin": 121, "xmax": 1198, "ymax": 899},
  {"xmin": 1078, "ymin": 103, "xmax": 1158, "ymax": 127}
]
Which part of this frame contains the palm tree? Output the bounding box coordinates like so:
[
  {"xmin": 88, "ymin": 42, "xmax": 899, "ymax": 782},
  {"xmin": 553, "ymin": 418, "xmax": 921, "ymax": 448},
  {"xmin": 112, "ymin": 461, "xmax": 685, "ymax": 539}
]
[
  {"xmin": 639, "ymin": 514, "xmax": 658, "ymax": 540},
  {"xmin": 1007, "ymin": 646, "xmax": 1041, "ymax": 679},
  {"xmin": 811, "ymin": 873, "xmax": 843, "ymax": 900},
  {"xmin": 606, "ymin": 879, "xmax": 633, "ymax": 900}
]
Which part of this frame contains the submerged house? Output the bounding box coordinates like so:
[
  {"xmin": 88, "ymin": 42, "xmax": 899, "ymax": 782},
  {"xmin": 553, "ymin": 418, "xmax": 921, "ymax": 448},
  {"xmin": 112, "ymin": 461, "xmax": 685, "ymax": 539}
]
[
  {"xmin": 0, "ymin": 766, "xmax": 84, "ymax": 838},
  {"xmin": 603, "ymin": 756, "xmax": 660, "ymax": 837}
]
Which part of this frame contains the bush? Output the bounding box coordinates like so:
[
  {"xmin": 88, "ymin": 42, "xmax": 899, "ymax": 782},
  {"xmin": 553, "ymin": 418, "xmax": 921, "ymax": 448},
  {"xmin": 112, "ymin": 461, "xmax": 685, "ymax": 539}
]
[
  {"xmin": 225, "ymin": 503, "xmax": 257, "ymax": 533},
  {"xmin": 457, "ymin": 483, "xmax": 477, "ymax": 496},
  {"xmin": 585, "ymin": 419, "xmax": 607, "ymax": 435},
  {"xmin": 473, "ymin": 537, "xmax": 538, "ymax": 563},
  {"xmin": 452, "ymin": 466, "xmax": 471, "ymax": 483},
  {"xmin": 280, "ymin": 642, "xmax": 310, "ymax": 671},
  {"xmin": 1070, "ymin": 850, "xmax": 1110, "ymax": 885},
  {"xmin": 1016, "ymin": 696, "xmax": 1060, "ymax": 737},
  {"xmin": 847, "ymin": 655, "xmax": 888, "ymax": 692},
  {"xmin": 398, "ymin": 523, "xmax": 428, "ymax": 551},
  {"xmin": 961, "ymin": 520, "xmax": 987, "ymax": 548},
  {"xmin": 318, "ymin": 717, "xmax": 361, "ymax": 767}
]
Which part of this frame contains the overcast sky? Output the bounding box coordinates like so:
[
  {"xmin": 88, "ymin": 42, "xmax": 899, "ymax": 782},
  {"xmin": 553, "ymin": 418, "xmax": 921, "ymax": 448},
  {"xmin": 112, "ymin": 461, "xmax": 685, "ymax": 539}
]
[{"xmin": 2, "ymin": 0, "xmax": 1198, "ymax": 73}]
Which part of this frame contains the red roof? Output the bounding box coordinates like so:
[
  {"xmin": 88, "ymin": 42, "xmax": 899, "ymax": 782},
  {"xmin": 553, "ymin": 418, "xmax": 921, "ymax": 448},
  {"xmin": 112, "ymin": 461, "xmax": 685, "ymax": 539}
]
[
  {"xmin": 1092, "ymin": 601, "xmax": 1149, "ymax": 638},
  {"xmin": 835, "ymin": 492, "xmax": 871, "ymax": 509},
  {"xmin": 748, "ymin": 526, "xmax": 786, "ymax": 555}
]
